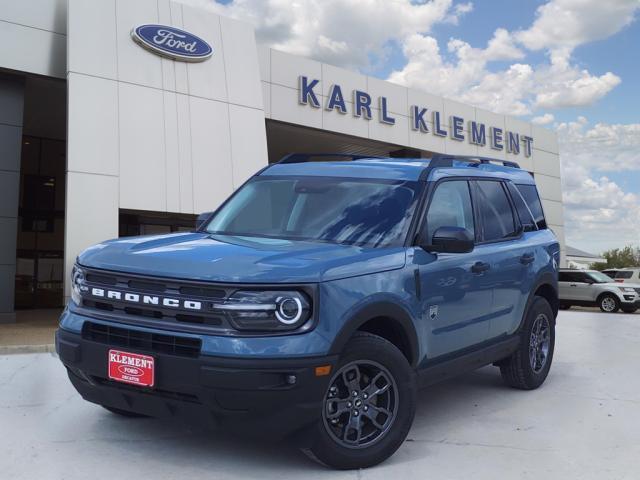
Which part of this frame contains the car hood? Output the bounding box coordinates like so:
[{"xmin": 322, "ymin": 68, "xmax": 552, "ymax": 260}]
[{"xmin": 77, "ymin": 232, "xmax": 406, "ymax": 283}]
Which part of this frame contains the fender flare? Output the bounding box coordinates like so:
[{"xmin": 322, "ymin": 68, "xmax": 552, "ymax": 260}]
[
  {"xmin": 519, "ymin": 271, "xmax": 558, "ymax": 331},
  {"xmin": 328, "ymin": 301, "xmax": 420, "ymax": 368}
]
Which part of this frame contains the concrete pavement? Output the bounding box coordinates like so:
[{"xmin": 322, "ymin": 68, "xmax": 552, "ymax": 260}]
[{"xmin": 1, "ymin": 310, "xmax": 639, "ymax": 479}]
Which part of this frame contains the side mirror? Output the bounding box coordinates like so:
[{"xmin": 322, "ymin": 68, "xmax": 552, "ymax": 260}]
[
  {"xmin": 196, "ymin": 211, "xmax": 213, "ymax": 230},
  {"xmin": 423, "ymin": 226, "xmax": 474, "ymax": 254}
]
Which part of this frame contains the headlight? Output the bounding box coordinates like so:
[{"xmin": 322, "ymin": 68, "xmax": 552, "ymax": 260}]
[
  {"xmin": 70, "ymin": 265, "xmax": 87, "ymax": 305},
  {"xmin": 214, "ymin": 290, "xmax": 311, "ymax": 332},
  {"xmin": 619, "ymin": 287, "xmax": 636, "ymax": 293}
]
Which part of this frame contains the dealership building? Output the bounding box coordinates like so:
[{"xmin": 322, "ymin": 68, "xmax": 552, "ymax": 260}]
[{"xmin": 0, "ymin": 0, "xmax": 564, "ymax": 321}]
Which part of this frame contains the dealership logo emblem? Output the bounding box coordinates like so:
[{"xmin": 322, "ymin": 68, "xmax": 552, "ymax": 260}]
[{"xmin": 131, "ymin": 24, "xmax": 213, "ymax": 62}]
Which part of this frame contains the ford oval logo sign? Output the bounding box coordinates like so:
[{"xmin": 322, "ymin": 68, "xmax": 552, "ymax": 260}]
[{"xmin": 131, "ymin": 24, "xmax": 213, "ymax": 62}]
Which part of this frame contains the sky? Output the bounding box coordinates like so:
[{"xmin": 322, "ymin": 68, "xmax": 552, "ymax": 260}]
[{"xmin": 183, "ymin": 0, "xmax": 640, "ymax": 255}]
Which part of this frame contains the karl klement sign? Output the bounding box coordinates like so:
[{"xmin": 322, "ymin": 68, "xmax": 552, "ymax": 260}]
[{"xmin": 298, "ymin": 76, "xmax": 534, "ymax": 157}]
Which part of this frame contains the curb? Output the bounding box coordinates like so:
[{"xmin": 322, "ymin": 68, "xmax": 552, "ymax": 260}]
[{"xmin": 0, "ymin": 344, "xmax": 56, "ymax": 355}]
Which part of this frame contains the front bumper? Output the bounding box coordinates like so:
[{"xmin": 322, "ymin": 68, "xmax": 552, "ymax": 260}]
[
  {"xmin": 56, "ymin": 327, "xmax": 338, "ymax": 439},
  {"xmin": 621, "ymin": 296, "xmax": 640, "ymax": 306}
]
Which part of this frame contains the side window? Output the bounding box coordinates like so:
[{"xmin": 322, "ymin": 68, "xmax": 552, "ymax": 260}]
[
  {"xmin": 474, "ymin": 181, "xmax": 517, "ymax": 242},
  {"xmin": 560, "ymin": 272, "xmax": 582, "ymax": 282},
  {"xmin": 515, "ymin": 184, "xmax": 547, "ymax": 229},
  {"xmin": 574, "ymin": 272, "xmax": 589, "ymax": 283},
  {"xmin": 616, "ymin": 271, "xmax": 633, "ymax": 279},
  {"xmin": 506, "ymin": 182, "xmax": 536, "ymax": 231},
  {"xmin": 425, "ymin": 181, "xmax": 475, "ymax": 243}
]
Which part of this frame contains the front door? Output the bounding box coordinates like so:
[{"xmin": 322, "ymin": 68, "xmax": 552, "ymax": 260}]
[{"xmin": 414, "ymin": 179, "xmax": 492, "ymax": 360}]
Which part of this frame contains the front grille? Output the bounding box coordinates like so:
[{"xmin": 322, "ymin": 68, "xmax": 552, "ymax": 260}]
[
  {"xmin": 83, "ymin": 321, "xmax": 201, "ymax": 357},
  {"xmin": 79, "ymin": 268, "xmax": 232, "ymax": 330}
]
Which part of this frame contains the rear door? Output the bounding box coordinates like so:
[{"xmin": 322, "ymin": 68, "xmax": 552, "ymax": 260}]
[{"xmin": 471, "ymin": 179, "xmax": 533, "ymax": 340}]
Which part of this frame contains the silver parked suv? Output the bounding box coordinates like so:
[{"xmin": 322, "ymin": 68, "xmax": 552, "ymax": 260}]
[{"xmin": 559, "ymin": 269, "xmax": 640, "ymax": 313}]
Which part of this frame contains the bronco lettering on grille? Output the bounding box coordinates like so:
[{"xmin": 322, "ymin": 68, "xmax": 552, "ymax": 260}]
[{"xmin": 90, "ymin": 287, "xmax": 202, "ymax": 310}]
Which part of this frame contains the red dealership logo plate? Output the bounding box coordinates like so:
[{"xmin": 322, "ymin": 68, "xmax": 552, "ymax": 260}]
[{"xmin": 108, "ymin": 349, "xmax": 155, "ymax": 387}]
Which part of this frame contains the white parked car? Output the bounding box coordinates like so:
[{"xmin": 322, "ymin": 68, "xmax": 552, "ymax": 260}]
[{"xmin": 558, "ymin": 269, "xmax": 640, "ymax": 313}]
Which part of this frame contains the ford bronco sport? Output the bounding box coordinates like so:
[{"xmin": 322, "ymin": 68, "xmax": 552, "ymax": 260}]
[{"xmin": 56, "ymin": 154, "xmax": 560, "ymax": 469}]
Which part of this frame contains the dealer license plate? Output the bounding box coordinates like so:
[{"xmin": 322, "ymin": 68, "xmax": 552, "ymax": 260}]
[{"xmin": 108, "ymin": 349, "xmax": 155, "ymax": 387}]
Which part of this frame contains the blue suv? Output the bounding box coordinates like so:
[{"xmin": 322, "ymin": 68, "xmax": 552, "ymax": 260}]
[{"xmin": 56, "ymin": 154, "xmax": 560, "ymax": 469}]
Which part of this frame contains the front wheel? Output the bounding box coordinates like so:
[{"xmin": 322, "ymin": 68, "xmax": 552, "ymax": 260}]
[
  {"xmin": 499, "ymin": 296, "xmax": 555, "ymax": 390},
  {"xmin": 598, "ymin": 293, "xmax": 620, "ymax": 313},
  {"xmin": 304, "ymin": 332, "xmax": 416, "ymax": 470}
]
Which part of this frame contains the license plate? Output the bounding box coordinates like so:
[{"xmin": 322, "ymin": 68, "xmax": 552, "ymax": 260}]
[{"xmin": 108, "ymin": 349, "xmax": 155, "ymax": 387}]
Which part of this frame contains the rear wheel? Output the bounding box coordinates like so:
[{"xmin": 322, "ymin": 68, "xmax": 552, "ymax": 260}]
[
  {"xmin": 499, "ymin": 296, "xmax": 555, "ymax": 390},
  {"xmin": 598, "ymin": 293, "xmax": 620, "ymax": 313},
  {"xmin": 304, "ymin": 332, "xmax": 416, "ymax": 470}
]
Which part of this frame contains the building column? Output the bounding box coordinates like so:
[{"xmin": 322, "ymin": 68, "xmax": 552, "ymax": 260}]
[{"xmin": 0, "ymin": 75, "xmax": 24, "ymax": 323}]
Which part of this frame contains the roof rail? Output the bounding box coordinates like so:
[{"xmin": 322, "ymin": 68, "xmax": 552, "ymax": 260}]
[
  {"xmin": 418, "ymin": 154, "xmax": 520, "ymax": 180},
  {"xmin": 277, "ymin": 153, "xmax": 382, "ymax": 164},
  {"xmin": 447, "ymin": 154, "xmax": 520, "ymax": 169}
]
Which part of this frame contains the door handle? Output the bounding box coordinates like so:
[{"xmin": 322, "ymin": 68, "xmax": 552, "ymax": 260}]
[
  {"xmin": 570, "ymin": 283, "xmax": 577, "ymax": 287},
  {"xmin": 520, "ymin": 253, "xmax": 535, "ymax": 265},
  {"xmin": 471, "ymin": 261, "xmax": 490, "ymax": 274}
]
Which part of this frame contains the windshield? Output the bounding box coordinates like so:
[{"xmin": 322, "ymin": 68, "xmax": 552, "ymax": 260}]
[
  {"xmin": 205, "ymin": 176, "xmax": 421, "ymax": 247},
  {"xmin": 588, "ymin": 271, "xmax": 614, "ymax": 283}
]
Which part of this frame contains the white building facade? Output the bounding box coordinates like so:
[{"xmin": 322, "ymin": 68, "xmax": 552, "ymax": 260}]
[{"xmin": 0, "ymin": 0, "xmax": 564, "ymax": 320}]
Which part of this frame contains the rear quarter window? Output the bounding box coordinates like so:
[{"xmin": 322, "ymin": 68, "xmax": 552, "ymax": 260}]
[
  {"xmin": 616, "ymin": 271, "xmax": 633, "ymax": 279},
  {"xmin": 515, "ymin": 184, "xmax": 547, "ymax": 229}
]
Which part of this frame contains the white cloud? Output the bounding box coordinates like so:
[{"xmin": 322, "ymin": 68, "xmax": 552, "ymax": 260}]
[
  {"xmin": 516, "ymin": 0, "xmax": 639, "ymax": 52},
  {"xmin": 560, "ymin": 166, "xmax": 640, "ymax": 252},
  {"xmin": 532, "ymin": 113, "xmax": 555, "ymax": 125},
  {"xmin": 388, "ymin": 0, "xmax": 635, "ymax": 114},
  {"xmin": 387, "ymin": 29, "xmax": 532, "ymax": 114},
  {"xmin": 558, "ymin": 118, "xmax": 640, "ymax": 252},
  {"xmin": 533, "ymin": 63, "xmax": 621, "ymax": 109},
  {"xmin": 557, "ymin": 118, "xmax": 640, "ymax": 171},
  {"xmin": 179, "ymin": 0, "xmax": 470, "ymax": 70}
]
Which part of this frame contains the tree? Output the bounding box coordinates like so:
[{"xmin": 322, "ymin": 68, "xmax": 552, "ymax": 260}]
[{"xmin": 590, "ymin": 246, "xmax": 640, "ymax": 270}]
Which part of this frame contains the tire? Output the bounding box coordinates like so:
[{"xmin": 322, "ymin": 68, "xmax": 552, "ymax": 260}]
[
  {"xmin": 102, "ymin": 405, "xmax": 149, "ymax": 418},
  {"xmin": 558, "ymin": 303, "xmax": 571, "ymax": 310},
  {"xmin": 598, "ymin": 293, "xmax": 620, "ymax": 313},
  {"xmin": 499, "ymin": 296, "xmax": 555, "ymax": 390},
  {"xmin": 621, "ymin": 306, "xmax": 638, "ymax": 314},
  {"xmin": 304, "ymin": 332, "xmax": 416, "ymax": 470}
]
